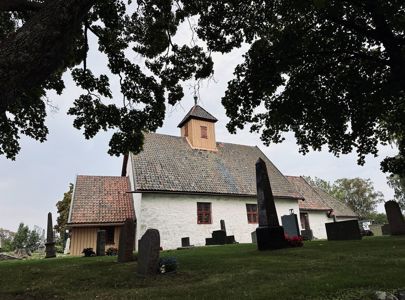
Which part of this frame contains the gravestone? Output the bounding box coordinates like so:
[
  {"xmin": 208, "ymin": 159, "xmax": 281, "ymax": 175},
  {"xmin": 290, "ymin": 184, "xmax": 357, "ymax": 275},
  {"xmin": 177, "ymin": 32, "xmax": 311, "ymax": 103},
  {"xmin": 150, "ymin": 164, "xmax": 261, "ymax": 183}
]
[
  {"xmin": 118, "ymin": 218, "xmax": 135, "ymax": 263},
  {"xmin": 325, "ymin": 220, "xmax": 362, "ymax": 241},
  {"xmin": 281, "ymin": 214, "xmax": 301, "ymax": 237},
  {"xmin": 96, "ymin": 230, "xmax": 106, "ymax": 256},
  {"xmin": 220, "ymin": 220, "xmax": 226, "ymax": 233},
  {"xmin": 251, "ymin": 231, "xmax": 257, "ymax": 243},
  {"xmin": 45, "ymin": 212, "xmax": 56, "ymax": 258},
  {"xmin": 381, "ymin": 224, "xmax": 391, "ymax": 235},
  {"xmin": 369, "ymin": 224, "xmax": 383, "ymax": 236},
  {"xmin": 205, "ymin": 220, "xmax": 237, "ymax": 245},
  {"xmin": 255, "ymin": 158, "xmax": 287, "ymax": 250},
  {"xmin": 301, "ymin": 229, "xmax": 313, "ymax": 241},
  {"xmin": 137, "ymin": 229, "xmax": 160, "ymax": 277},
  {"xmin": 181, "ymin": 237, "xmax": 190, "ymax": 247},
  {"xmin": 384, "ymin": 201, "xmax": 405, "ymax": 235}
]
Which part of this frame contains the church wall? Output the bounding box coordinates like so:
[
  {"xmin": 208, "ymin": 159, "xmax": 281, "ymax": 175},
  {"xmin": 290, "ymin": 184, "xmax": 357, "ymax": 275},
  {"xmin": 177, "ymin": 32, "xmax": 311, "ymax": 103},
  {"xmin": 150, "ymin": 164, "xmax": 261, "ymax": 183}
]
[
  {"xmin": 305, "ymin": 211, "xmax": 330, "ymax": 240},
  {"xmin": 137, "ymin": 193, "xmax": 299, "ymax": 250}
]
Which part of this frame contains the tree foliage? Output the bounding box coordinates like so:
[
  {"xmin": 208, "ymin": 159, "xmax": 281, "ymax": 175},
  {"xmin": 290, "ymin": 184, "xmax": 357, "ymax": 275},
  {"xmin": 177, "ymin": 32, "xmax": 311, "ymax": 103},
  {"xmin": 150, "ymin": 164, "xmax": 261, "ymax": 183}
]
[
  {"xmin": 12, "ymin": 223, "xmax": 40, "ymax": 251},
  {"xmin": 55, "ymin": 183, "xmax": 73, "ymax": 235},
  {"xmin": 387, "ymin": 174, "xmax": 405, "ymax": 211},
  {"xmin": 0, "ymin": 1, "xmax": 404, "ymax": 176},
  {"xmin": 305, "ymin": 176, "xmax": 384, "ymax": 218}
]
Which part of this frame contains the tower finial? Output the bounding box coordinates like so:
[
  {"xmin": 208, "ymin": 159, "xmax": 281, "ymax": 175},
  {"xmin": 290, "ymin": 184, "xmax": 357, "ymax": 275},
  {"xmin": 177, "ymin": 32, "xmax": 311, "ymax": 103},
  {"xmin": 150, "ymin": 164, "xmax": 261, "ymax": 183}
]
[{"xmin": 194, "ymin": 95, "xmax": 198, "ymax": 106}]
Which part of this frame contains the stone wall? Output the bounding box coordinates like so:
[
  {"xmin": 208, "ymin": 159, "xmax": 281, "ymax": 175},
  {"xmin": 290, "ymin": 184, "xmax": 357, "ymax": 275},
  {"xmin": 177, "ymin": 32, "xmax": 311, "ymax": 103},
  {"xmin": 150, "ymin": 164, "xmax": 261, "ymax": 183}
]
[{"xmin": 135, "ymin": 193, "xmax": 300, "ymax": 250}]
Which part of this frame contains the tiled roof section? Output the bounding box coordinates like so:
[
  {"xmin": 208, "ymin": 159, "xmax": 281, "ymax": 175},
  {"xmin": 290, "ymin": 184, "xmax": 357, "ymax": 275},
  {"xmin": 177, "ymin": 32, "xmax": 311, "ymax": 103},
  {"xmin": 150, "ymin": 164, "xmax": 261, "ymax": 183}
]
[
  {"xmin": 130, "ymin": 133, "xmax": 302, "ymax": 199},
  {"xmin": 314, "ymin": 187, "xmax": 358, "ymax": 217},
  {"xmin": 177, "ymin": 105, "xmax": 218, "ymax": 128},
  {"xmin": 286, "ymin": 176, "xmax": 331, "ymax": 211},
  {"xmin": 69, "ymin": 176, "xmax": 134, "ymax": 224}
]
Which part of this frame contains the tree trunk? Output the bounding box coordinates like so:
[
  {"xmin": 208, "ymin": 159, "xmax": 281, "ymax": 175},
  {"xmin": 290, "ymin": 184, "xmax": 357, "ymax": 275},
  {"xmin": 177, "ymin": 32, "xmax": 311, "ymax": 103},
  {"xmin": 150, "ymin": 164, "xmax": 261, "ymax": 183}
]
[{"xmin": 0, "ymin": 0, "xmax": 95, "ymax": 113}]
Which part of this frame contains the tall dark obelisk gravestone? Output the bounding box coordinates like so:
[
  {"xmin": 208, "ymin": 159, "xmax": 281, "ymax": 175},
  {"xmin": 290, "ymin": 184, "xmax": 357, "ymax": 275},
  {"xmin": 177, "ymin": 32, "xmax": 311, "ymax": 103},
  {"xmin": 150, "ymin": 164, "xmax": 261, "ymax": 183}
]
[
  {"xmin": 96, "ymin": 230, "xmax": 106, "ymax": 256},
  {"xmin": 255, "ymin": 158, "xmax": 287, "ymax": 250},
  {"xmin": 385, "ymin": 200, "xmax": 405, "ymax": 235},
  {"xmin": 45, "ymin": 212, "xmax": 56, "ymax": 258}
]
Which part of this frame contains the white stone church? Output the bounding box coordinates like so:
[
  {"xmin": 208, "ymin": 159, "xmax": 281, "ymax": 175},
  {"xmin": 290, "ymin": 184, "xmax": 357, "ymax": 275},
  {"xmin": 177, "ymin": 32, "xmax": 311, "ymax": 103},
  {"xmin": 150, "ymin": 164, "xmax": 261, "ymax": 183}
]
[{"xmin": 67, "ymin": 104, "xmax": 357, "ymax": 254}]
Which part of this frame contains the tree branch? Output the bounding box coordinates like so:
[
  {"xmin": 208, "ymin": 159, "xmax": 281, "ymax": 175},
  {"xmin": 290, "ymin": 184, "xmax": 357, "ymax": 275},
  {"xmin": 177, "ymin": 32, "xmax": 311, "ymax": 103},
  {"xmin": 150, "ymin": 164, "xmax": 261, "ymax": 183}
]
[
  {"xmin": 0, "ymin": 0, "xmax": 95, "ymax": 114},
  {"xmin": 0, "ymin": 0, "xmax": 43, "ymax": 11}
]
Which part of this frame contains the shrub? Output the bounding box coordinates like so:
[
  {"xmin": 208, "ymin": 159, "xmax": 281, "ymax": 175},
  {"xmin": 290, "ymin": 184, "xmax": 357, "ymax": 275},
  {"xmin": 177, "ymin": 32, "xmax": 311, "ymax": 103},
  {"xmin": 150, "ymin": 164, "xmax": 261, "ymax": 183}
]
[
  {"xmin": 106, "ymin": 247, "xmax": 118, "ymax": 256},
  {"xmin": 82, "ymin": 248, "xmax": 95, "ymax": 257}
]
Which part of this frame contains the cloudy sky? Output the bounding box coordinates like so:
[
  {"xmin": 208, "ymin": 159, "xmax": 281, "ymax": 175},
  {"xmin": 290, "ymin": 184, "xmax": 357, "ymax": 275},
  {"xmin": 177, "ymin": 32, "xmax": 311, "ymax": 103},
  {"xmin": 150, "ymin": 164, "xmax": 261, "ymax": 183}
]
[{"xmin": 0, "ymin": 24, "xmax": 398, "ymax": 233}]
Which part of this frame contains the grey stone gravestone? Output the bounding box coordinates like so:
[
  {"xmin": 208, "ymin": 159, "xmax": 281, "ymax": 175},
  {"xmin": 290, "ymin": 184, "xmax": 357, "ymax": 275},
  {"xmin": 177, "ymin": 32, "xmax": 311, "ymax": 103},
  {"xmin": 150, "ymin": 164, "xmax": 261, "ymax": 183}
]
[
  {"xmin": 325, "ymin": 220, "xmax": 362, "ymax": 241},
  {"xmin": 118, "ymin": 218, "xmax": 135, "ymax": 263},
  {"xmin": 96, "ymin": 230, "xmax": 106, "ymax": 256},
  {"xmin": 385, "ymin": 200, "xmax": 405, "ymax": 235},
  {"xmin": 255, "ymin": 158, "xmax": 287, "ymax": 250},
  {"xmin": 45, "ymin": 212, "xmax": 56, "ymax": 258},
  {"xmin": 281, "ymin": 214, "xmax": 301, "ymax": 237},
  {"xmin": 381, "ymin": 224, "xmax": 391, "ymax": 235},
  {"xmin": 251, "ymin": 231, "xmax": 257, "ymax": 243},
  {"xmin": 301, "ymin": 229, "xmax": 313, "ymax": 241},
  {"xmin": 137, "ymin": 229, "xmax": 160, "ymax": 277}
]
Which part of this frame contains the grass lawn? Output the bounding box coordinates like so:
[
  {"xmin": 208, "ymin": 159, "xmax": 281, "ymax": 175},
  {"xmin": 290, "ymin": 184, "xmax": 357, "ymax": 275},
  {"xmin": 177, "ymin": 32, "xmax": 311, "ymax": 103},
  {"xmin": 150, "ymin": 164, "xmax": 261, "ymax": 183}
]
[{"xmin": 0, "ymin": 236, "xmax": 405, "ymax": 299}]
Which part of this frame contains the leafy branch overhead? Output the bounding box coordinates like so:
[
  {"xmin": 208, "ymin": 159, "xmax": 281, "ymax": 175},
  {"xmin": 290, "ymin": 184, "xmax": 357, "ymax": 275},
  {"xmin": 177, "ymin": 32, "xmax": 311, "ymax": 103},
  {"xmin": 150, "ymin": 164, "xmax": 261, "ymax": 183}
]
[{"xmin": 0, "ymin": 1, "xmax": 404, "ymax": 176}]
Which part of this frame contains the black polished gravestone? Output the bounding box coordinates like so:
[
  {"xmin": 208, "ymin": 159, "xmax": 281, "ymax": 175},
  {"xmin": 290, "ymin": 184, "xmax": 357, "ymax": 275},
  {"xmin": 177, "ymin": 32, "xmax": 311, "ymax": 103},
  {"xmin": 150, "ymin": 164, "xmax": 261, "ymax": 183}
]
[
  {"xmin": 255, "ymin": 158, "xmax": 287, "ymax": 250},
  {"xmin": 205, "ymin": 220, "xmax": 236, "ymax": 245},
  {"xmin": 181, "ymin": 237, "xmax": 190, "ymax": 247},
  {"xmin": 385, "ymin": 200, "xmax": 405, "ymax": 235},
  {"xmin": 281, "ymin": 213, "xmax": 301, "ymax": 237},
  {"xmin": 96, "ymin": 230, "xmax": 106, "ymax": 256},
  {"xmin": 325, "ymin": 220, "xmax": 362, "ymax": 241}
]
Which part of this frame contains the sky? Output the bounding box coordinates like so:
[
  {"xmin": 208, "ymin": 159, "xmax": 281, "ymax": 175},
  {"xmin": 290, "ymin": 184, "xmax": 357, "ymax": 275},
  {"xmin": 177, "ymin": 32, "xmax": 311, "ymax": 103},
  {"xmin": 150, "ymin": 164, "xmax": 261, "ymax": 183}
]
[{"xmin": 0, "ymin": 23, "xmax": 398, "ymax": 233}]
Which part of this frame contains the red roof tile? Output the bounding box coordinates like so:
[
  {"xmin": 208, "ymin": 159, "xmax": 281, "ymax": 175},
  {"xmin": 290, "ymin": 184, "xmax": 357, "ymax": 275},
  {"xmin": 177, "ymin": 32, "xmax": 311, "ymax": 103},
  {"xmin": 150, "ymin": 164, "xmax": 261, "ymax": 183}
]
[
  {"xmin": 286, "ymin": 176, "xmax": 331, "ymax": 211},
  {"xmin": 69, "ymin": 176, "xmax": 134, "ymax": 224}
]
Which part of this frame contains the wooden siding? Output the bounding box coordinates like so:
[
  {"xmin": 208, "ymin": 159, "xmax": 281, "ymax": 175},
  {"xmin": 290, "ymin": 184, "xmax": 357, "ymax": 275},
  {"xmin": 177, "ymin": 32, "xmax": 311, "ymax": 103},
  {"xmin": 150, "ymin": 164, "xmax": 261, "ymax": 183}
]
[
  {"xmin": 69, "ymin": 225, "xmax": 122, "ymax": 256},
  {"xmin": 180, "ymin": 119, "xmax": 217, "ymax": 151}
]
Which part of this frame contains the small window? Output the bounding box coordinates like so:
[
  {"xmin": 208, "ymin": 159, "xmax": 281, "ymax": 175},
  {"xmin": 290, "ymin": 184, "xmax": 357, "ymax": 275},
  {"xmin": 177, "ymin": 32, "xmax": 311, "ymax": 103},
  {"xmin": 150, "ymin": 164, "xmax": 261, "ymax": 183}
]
[
  {"xmin": 102, "ymin": 226, "xmax": 115, "ymax": 244},
  {"xmin": 246, "ymin": 204, "xmax": 258, "ymax": 224},
  {"xmin": 197, "ymin": 202, "xmax": 211, "ymax": 224},
  {"xmin": 200, "ymin": 126, "xmax": 208, "ymax": 139},
  {"xmin": 184, "ymin": 124, "xmax": 188, "ymax": 137}
]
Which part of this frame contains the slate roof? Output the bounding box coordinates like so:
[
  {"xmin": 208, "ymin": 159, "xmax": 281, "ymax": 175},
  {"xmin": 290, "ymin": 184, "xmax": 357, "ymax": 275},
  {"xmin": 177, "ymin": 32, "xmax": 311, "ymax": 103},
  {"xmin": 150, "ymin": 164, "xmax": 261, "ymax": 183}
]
[
  {"xmin": 177, "ymin": 105, "xmax": 218, "ymax": 128},
  {"xmin": 286, "ymin": 176, "xmax": 358, "ymax": 217},
  {"xmin": 68, "ymin": 176, "xmax": 135, "ymax": 225},
  {"xmin": 286, "ymin": 176, "xmax": 331, "ymax": 211},
  {"xmin": 314, "ymin": 187, "xmax": 358, "ymax": 218},
  {"xmin": 128, "ymin": 133, "xmax": 302, "ymax": 199}
]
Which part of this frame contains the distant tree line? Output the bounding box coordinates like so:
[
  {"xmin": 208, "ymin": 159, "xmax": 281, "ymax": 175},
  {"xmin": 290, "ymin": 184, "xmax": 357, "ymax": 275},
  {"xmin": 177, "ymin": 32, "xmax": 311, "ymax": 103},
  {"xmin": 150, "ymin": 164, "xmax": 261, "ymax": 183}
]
[
  {"xmin": 0, "ymin": 223, "xmax": 43, "ymax": 252},
  {"xmin": 303, "ymin": 176, "xmax": 389, "ymax": 223}
]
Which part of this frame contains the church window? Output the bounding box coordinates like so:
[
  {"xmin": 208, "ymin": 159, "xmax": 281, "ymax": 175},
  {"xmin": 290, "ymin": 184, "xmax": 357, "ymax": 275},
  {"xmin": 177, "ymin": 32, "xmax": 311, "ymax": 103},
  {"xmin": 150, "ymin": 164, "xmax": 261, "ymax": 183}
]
[
  {"xmin": 300, "ymin": 213, "xmax": 310, "ymax": 230},
  {"xmin": 246, "ymin": 204, "xmax": 258, "ymax": 223},
  {"xmin": 197, "ymin": 202, "xmax": 211, "ymax": 224},
  {"xmin": 201, "ymin": 126, "xmax": 208, "ymax": 139}
]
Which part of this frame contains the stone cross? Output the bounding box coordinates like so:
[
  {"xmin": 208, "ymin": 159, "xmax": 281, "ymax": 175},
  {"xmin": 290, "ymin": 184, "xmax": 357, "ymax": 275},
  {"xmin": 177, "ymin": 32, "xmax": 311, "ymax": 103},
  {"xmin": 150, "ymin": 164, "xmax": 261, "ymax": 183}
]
[
  {"xmin": 220, "ymin": 219, "xmax": 226, "ymax": 234},
  {"xmin": 137, "ymin": 229, "xmax": 160, "ymax": 277},
  {"xmin": 96, "ymin": 230, "xmax": 106, "ymax": 256},
  {"xmin": 118, "ymin": 218, "xmax": 135, "ymax": 263},
  {"xmin": 45, "ymin": 212, "xmax": 56, "ymax": 258},
  {"xmin": 256, "ymin": 158, "xmax": 280, "ymax": 227},
  {"xmin": 385, "ymin": 200, "xmax": 405, "ymax": 235}
]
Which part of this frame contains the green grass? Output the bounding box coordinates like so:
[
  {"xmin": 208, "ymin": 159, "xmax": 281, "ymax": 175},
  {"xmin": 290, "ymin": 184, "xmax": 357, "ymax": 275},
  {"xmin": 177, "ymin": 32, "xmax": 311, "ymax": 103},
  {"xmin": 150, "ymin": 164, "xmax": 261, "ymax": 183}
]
[{"xmin": 1, "ymin": 237, "xmax": 405, "ymax": 299}]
